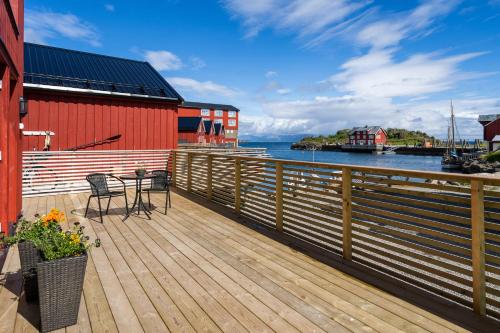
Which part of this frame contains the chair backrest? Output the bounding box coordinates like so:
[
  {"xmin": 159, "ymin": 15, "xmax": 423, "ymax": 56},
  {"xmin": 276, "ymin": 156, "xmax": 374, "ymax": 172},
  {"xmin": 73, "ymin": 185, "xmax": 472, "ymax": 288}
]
[
  {"xmin": 150, "ymin": 170, "xmax": 169, "ymax": 190},
  {"xmin": 86, "ymin": 173, "xmax": 109, "ymax": 195}
]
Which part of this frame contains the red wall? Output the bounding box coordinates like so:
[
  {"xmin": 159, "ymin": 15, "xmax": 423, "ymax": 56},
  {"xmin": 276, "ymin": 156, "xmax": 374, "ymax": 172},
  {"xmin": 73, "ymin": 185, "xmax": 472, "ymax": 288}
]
[
  {"xmin": 23, "ymin": 90, "xmax": 179, "ymax": 151},
  {"xmin": 0, "ymin": 0, "xmax": 23, "ymax": 234},
  {"xmin": 179, "ymin": 132, "xmax": 205, "ymax": 144},
  {"xmin": 485, "ymin": 119, "xmax": 500, "ymax": 142}
]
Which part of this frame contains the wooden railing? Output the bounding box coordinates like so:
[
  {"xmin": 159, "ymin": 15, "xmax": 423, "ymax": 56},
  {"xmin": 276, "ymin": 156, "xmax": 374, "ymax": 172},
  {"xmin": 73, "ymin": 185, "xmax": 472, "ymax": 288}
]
[{"xmin": 172, "ymin": 150, "xmax": 500, "ymax": 319}]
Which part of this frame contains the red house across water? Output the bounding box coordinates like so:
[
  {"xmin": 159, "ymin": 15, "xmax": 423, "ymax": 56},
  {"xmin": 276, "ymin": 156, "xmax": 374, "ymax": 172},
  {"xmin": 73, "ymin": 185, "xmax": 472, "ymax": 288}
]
[
  {"xmin": 478, "ymin": 114, "xmax": 500, "ymax": 151},
  {"xmin": 348, "ymin": 126, "xmax": 387, "ymax": 146}
]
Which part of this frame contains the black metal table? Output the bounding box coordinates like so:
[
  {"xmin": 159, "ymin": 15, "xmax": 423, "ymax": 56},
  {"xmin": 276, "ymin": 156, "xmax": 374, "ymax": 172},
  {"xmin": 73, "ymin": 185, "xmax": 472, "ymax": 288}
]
[{"xmin": 120, "ymin": 173, "xmax": 157, "ymax": 220}]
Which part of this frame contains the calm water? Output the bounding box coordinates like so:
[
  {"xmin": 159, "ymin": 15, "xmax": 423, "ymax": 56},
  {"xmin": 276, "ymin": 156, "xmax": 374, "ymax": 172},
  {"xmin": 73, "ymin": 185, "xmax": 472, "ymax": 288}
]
[{"xmin": 239, "ymin": 142, "xmax": 443, "ymax": 172}]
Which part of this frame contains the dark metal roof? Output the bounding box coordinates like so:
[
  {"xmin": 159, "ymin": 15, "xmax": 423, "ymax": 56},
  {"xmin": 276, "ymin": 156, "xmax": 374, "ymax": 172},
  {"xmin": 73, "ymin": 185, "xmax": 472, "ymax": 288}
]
[
  {"xmin": 178, "ymin": 117, "xmax": 203, "ymax": 132},
  {"xmin": 214, "ymin": 123, "xmax": 224, "ymax": 136},
  {"xmin": 183, "ymin": 101, "xmax": 239, "ymax": 112},
  {"xmin": 24, "ymin": 43, "xmax": 183, "ymax": 101},
  {"xmin": 349, "ymin": 126, "xmax": 384, "ymax": 135},
  {"xmin": 203, "ymin": 120, "xmax": 214, "ymax": 135},
  {"xmin": 479, "ymin": 114, "xmax": 500, "ymax": 124}
]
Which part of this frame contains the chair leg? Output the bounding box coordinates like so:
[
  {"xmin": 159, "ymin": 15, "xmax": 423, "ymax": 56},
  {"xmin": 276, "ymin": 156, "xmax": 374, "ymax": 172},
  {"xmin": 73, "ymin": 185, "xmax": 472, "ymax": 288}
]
[
  {"xmin": 85, "ymin": 196, "xmax": 91, "ymax": 218},
  {"xmin": 165, "ymin": 191, "xmax": 169, "ymax": 215},
  {"xmin": 124, "ymin": 192, "xmax": 129, "ymax": 215},
  {"xmin": 97, "ymin": 197, "xmax": 103, "ymax": 224},
  {"xmin": 148, "ymin": 191, "xmax": 151, "ymax": 209},
  {"xmin": 168, "ymin": 190, "xmax": 172, "ymax": 208},
  {"xmin": 106, "ymin": 196, "xmax": 112, "ymax": 214}
]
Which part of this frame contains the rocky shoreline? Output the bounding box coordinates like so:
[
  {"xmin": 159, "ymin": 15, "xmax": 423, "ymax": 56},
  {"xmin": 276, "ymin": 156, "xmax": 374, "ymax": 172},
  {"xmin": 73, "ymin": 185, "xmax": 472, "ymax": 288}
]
[{"xmin": 462, "ymin": 159, "xmax": 500, "ymax": 174}]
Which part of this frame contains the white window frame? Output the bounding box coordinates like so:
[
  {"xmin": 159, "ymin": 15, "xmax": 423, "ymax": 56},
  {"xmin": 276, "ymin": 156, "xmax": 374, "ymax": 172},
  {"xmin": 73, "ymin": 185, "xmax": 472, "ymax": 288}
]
[
  {"xmin": 214, "ymin": 110, "xmax": 223, "ymax": 117},
  {"xmin": 214, "ymin": 119, "xmax": 223, "ymax": 124},
  {"xmin": 228, "ymin": 111, "xmax": 236, "ymax": 118},
  {"xmin": 201, "ymin": 109, "xmax": 210, "ymax": 116},
  {"xmin": 228, "ymin": 119, "xmax": 237, "ymax": 127}
]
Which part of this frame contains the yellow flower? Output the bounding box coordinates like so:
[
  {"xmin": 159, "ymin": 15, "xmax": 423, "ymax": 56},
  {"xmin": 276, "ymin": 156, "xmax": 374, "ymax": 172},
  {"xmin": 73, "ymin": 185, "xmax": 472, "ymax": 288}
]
[{"xmin": 70, "ymin": 234, "xmax": 80, "ymax": 244}]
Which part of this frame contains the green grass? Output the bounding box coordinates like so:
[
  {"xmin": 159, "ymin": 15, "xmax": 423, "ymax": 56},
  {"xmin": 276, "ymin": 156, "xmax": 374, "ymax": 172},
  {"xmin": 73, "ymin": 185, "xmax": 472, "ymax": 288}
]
[{"xmin": 485, "ymin": 150, "xmax": 500, "ymax": 163}]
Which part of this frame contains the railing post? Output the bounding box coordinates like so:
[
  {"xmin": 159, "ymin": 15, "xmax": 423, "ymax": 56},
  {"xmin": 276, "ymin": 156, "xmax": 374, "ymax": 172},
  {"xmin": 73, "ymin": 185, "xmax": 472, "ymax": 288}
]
[
  {"xmin": 471, "ymin": 179, "xmax": 486, "ymax": 315},
  {"xmin": 207, "ymin": 155, "xmax": 213, "ymax": 200},
  {"xmin": 342, "ymin": 167, "xmax": 352, "ymax": 260},
  {"xmin": 171, "ymin": 151, "xmax": 177, "ymax": 187},
  {"xmin": 187, "ymin": 152, "xmax": 193, "ymax": 192},
  {"xmin": 275, "ymin": 162, "xmax": 283, "ymax": 232},
  {"xmin": 235, "ymin": 158, "xmax": 241, "ymax": 213}
]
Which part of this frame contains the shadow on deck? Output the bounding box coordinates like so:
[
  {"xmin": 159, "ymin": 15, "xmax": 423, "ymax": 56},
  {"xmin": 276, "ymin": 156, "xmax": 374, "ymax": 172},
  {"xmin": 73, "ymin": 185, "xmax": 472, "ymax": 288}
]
[{"xmin": 0, "ymin": 189, "xmax": 498, "ymax": 332}]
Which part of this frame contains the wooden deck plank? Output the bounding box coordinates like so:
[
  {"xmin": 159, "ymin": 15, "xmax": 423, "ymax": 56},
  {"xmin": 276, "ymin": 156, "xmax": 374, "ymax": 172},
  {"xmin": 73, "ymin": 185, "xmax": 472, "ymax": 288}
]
[
  {"xmin": 94, "ymin": 199, "xmax": 197, "ymax": 333},
  {"xmin": 68, "ymin": 195, "xmax": 144, "ymax": 333},
  {"xmin": 170, "ymin": 193, "xmax": 473, "ymax": 332},
  {"xmin": 0, "ymin": 246, "xmax": 23, "ymax": 333},
  {"xmin": 62, "ymin": 194, "xmax": 116, "ymax": 333},
  {"xmin": 169, "ymin": 195, "xmax": 440, "ymax": 333},
  {"xmin": 5, "ymin": 192, "xmax": 498, "ymax": 332},
  {"xmin": 157, "ymin": 196, "xmax": 385, "ymax": 332},
  {"xmin": 94, "ymin": 197, "xmax": 222, "ymax": 333},
  {"xmin": 146, "ymin": 202, "xmax": 342, "ymax": 332},
  {"xmin": 106, "ymin": 204, "xmax": 249, "ymax": 332}
]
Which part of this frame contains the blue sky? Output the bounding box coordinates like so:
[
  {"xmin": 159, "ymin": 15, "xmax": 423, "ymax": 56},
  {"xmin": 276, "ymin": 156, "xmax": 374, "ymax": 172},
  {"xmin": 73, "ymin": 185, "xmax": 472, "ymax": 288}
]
[{"xmin": 25, "ymin": 0, "xmax": 500, "ymax": 139}]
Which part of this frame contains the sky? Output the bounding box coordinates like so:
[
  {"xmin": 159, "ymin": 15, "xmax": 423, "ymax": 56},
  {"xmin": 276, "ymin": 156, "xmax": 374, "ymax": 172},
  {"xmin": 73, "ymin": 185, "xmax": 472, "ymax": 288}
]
[{"xmin": 24, "ymin": 0, "xmax": 500, "ymax": 140}]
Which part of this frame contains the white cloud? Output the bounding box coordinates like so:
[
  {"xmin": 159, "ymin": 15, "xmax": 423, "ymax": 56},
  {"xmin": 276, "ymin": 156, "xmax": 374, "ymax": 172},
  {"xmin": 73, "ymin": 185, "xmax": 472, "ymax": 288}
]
[
  {"xmin": 189, "ymin": 57, "xmax": 206, "ymax": 70},
  {"xmin": 222, "ymin": 0, "xmax": 369, "ymax": 39},
  {"xmin": 105, "ymin": 4, "xmax": 115, "ymax": 12},
  {"xmin": 277, "ymin": 88, "xmax": 291, "ymax": 95},
  {"xmin": 25, "ymin": 9, "xmax": 101, "ymax": 46},
  {"xmin": 356, "ymin": 0, "xmax": 460, "ymax": 49},
  {"xmin": 328, "ymin": 49, "xmax": 487, "ymax": 98},
  {"xmin": 167, "ymin": 77, "xmax": 239, "ymax": 97},
  {"xmin": 144, "ymin": 50, "xmax": 183, "ymax": 71},
  {"xmin": 239, "ymin": 95, "xmax": 500, "ymax": 139},
  {"xmin": 265, "ymin": 71, "xmax": 278, "ymax": 78}
]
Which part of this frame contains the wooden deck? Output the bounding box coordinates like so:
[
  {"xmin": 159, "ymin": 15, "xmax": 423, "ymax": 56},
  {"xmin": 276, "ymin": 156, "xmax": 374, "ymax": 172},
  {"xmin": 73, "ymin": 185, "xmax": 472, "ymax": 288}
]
[{"xmin": 1, "ymin": 190, "xmax": 498, "ymax": 332}]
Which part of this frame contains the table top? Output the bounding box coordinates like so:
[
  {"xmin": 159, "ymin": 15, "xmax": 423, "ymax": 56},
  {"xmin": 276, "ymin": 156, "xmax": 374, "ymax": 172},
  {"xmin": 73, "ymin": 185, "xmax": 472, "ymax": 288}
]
[{"xmin": 120, "ymin": 173, "xmax": 158, "ymax": 180}]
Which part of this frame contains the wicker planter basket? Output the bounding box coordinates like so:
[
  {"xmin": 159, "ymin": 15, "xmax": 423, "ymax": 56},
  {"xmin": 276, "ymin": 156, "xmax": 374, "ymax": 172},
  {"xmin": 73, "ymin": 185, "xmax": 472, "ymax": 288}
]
[
  {"xmin": 18, "ymin": 241, "xmax": 42, "ymax": 302},
  {"xmin": 37, "ymin": 253, "xmax": 88, "ymax": 332}
]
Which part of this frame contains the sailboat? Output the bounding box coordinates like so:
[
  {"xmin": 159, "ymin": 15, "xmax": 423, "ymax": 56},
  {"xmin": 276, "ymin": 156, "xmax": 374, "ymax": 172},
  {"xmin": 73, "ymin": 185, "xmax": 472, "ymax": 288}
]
[{"xmin": 441, "ymin": 100, "xmax": 462, "ymax": 170}]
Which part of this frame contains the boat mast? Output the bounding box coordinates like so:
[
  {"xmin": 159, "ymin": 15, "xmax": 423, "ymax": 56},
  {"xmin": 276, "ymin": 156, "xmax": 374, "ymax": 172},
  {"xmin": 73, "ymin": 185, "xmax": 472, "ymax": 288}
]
[{"xmin": 450, "ymin": 100, "xmax": 456, "ymax": 153}]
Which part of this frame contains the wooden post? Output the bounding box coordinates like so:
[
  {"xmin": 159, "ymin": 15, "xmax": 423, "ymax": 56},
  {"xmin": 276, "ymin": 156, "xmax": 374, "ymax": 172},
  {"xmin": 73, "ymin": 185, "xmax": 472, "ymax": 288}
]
[
  {"xmin": 207, "ymin": 155, "xmax": 213, "ymax": 200},
  {"xmin": 275, "ymin": 162, "xmax": 283, "ymax": 232},
  {"xmin": 235, "ymin": 158, "xmax": 241, "ymax": 213},
  {"xmin": 471, "ymin": 179, "xmax": 486, "ymax": 315},
  {"xmin": 187, "ymin": 153, "xmax": 192, "ymax": 192},
  {"xmin": 171, "ymin": 151, "xmax": 177, "ymax": 187},
  {"xmin": 342, "ymin": 167, "xmax": 352, "ymax": 260}
]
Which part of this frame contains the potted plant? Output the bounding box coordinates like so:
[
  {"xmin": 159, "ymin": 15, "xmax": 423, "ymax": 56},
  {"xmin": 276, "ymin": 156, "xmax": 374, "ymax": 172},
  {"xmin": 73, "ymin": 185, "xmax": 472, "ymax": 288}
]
[
  {"xmin": 6, "ymin": 209, "xmax": 99, "ymax": 332},
  {"xmin": 36, "ymin": 221, "xmax": 99, "ymax": 332},
  {"xmin": 5, "ymin": 210, "xmax": 64, "ymax": 302},
  {"xmin": 135, "ymin": 162, "xmax": 147, "ymax": 177}
]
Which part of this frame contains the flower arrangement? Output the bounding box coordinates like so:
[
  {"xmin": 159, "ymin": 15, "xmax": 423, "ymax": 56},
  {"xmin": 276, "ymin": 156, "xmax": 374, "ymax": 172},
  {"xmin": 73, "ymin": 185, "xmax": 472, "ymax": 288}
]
[{"xmin": 5, "ymin": 208, "xmax": 99, "ymax": 261}]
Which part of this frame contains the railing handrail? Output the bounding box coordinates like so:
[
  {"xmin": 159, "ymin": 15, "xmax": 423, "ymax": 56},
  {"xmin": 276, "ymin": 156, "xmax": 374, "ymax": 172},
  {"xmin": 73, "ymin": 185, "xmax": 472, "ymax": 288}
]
[{"xmin": 172, "ymin": 150, "xmax": 500, "ymax": 185}]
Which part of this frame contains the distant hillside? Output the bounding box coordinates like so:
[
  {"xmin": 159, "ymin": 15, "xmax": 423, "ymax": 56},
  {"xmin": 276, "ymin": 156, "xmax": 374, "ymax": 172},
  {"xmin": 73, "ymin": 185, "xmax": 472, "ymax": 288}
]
[{"xmin": 299, "ymin": 128, "xmax": 436, "ymax": 146}]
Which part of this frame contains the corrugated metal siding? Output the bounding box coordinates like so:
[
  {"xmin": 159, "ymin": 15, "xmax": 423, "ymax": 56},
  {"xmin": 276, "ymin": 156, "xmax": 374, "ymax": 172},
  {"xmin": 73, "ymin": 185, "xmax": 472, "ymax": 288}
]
[{"xmin": 23, "ymin": 91, "xmax": 178, "ymax": 151}]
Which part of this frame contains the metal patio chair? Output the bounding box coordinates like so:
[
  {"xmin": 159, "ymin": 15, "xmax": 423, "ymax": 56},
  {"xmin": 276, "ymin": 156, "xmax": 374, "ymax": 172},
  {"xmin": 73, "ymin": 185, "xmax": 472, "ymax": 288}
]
[
  {"xmin": 143, "ymin": 170, "xmax": 172, "ymax": 215},
  {"xmin": 85, "ymin": 173, "xmax": 129, "ymax": 223}
]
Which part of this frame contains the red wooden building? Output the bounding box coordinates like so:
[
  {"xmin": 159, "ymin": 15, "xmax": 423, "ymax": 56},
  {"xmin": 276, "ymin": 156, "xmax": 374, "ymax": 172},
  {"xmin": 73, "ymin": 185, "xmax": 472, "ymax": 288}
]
[
  {"xmin": 178, "ymin": 117, "xmax": 205, "ymax": 144},
  {"xmin": 22, "ymin": 43, "xmax": 183, "ymax": 151},
  {"xmin": 214, "ymin": 123, "xmax": 225, "ymax": 144},
  {"xmin": 179, "ymin": 101, "xmax": 239, "ymax": 146},
  {"xmin": 478, "ymin": 114, "xmax": 500, "ymax": 151},
  {"xmin": 0, "ymin": 0, "xmax": 24, "ymax": 235},
  {"xmin": 348, "ymin": 126, "xmax": 387, "ymax": 145},
  {"xmin": 203, "ymin": 120, "xmax": 215, "ymax": 144}
]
